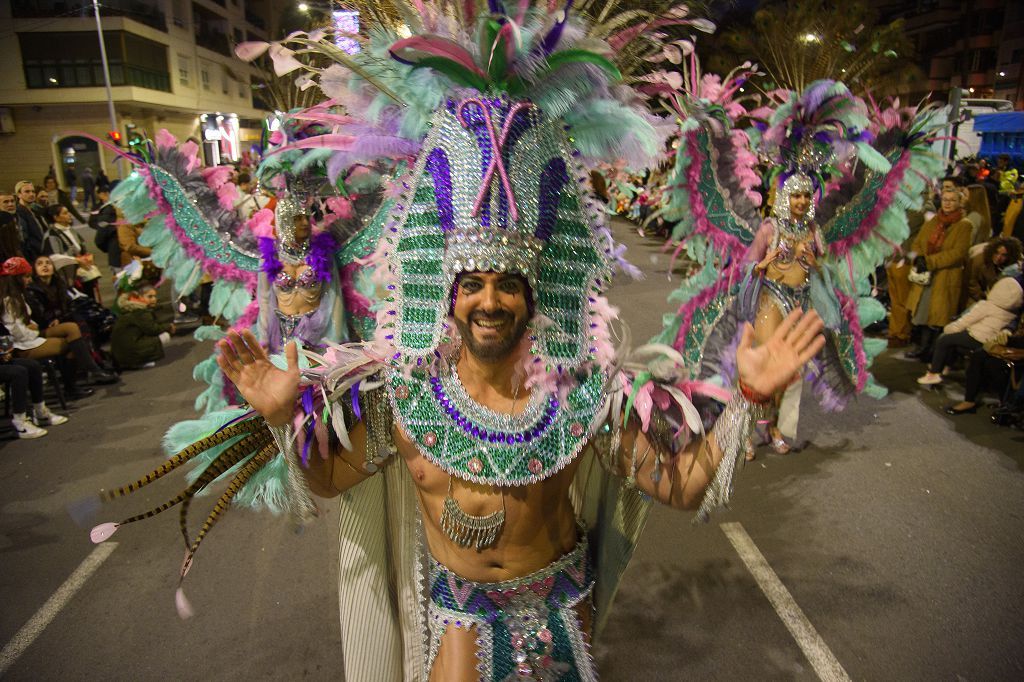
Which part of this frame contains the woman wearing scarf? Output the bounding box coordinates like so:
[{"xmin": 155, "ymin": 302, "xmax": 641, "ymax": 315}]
[{"xmin": 905, "ymin": 184, "xmax": 973, "ymax": 361}]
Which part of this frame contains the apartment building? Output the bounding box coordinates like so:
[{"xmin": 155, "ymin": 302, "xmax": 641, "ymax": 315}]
[
  {"xmin": 0, "ymin": 0, "xmax": 285, "ymax": 191},
  {"xmin": 879, "ymin": 0, "xmax": 1023, "ymax": 108}
]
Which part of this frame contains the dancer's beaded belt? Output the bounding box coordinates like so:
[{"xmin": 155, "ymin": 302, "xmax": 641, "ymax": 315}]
[{"xmin": 427, "ymin": 536, "xmax": 596, "ymax": 681}]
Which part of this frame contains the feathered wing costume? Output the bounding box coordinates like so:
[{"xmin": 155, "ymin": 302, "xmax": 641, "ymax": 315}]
[
  {"xmin": 83, "ymin": 3, "xmax": 766, "ymax": 680},
  {"xmin": 659, "ymin": 78, "xmax": 944, "ymax": 419}
]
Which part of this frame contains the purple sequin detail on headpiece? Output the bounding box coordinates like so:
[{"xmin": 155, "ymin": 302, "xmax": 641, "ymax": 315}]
[
  {"xmin": 535, "ymin": 158, "xmax": 569, "ymax": 241},
  {"xmin": 425, "ymin": 148, "xmax": 455, "ymax": 233}
]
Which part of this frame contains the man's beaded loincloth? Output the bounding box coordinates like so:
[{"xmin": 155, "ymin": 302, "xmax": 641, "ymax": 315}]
[{"xmin": 427, "ymin": 536, "xmax": 596, "ymax": 681}]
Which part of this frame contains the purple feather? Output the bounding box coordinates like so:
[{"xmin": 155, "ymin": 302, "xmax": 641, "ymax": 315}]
[
  {"xmin": 799, "ymin": 80, "xmax": 836, "ymax": 116},
  {"xmin": 539, "ymin": 0, "xmax": 574, "ymax": 56},
  {"xmin": 488, "ymin": 0, "xmax": 506, "ymax": 14},
  {"xmin": 307, "ymin": 231, "xmax": 338, "ymax": 284},
  {"xmin": 259, "ymin": 237, "xmax": 283, "ymax": 279}
]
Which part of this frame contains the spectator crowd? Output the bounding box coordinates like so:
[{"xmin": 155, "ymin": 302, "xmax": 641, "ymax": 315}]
[{"xmin": 0, "ymin": 171, "xmax": 178, "ymax": 440}]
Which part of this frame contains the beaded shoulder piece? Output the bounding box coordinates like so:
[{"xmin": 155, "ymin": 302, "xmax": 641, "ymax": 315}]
[{"xmin": 387, "ymin": 369, "xmax": 606, "ymax": 486}]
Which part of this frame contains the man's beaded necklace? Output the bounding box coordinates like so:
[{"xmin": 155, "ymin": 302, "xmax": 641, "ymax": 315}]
[{"xmin": 387, "ymin": 368, "xmax": 607, "ymax": 486}]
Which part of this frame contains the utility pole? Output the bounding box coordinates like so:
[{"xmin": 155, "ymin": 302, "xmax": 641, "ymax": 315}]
[{"xmin": 92, "ymin": 0, "xmax": 121, "ymax": 175}]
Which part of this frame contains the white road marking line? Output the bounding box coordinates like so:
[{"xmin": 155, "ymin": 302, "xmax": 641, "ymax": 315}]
[
  {"xmin": 0, "ymin": 542, "xmax": 118, "ymax": 676},
  {"xmin": 720, "ymin": 522, "xmax": 850, "ymax": 682}
]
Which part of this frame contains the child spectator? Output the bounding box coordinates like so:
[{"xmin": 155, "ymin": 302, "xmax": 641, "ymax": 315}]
[{"xmin": 111, "ymin": 285, "xmax": 174, "ymax": 369}]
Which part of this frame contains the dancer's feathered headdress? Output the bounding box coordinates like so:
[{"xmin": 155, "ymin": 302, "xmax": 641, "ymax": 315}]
[
  {"xmin": 235, "ymin": 0, "xmax": 697, "ymax": 377},
  {"xmin": 761, "ymin": 79, "xmax": 883, "ymax": 220}
]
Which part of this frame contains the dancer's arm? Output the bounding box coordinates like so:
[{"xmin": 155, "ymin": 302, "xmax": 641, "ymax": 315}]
[
  {"xmin": 616, "ymin": 309, "xmax": 824, "ymax": 510},
  {"xmin": 217, "ymin": 330, "xmax": 371, "ymax": 497}
]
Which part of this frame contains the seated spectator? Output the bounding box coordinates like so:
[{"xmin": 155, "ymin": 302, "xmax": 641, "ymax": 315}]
[
  {"xmin": 0, "ymin": 212, "xmax": 22, "ymax": 260},
  {"xmin": 963, "ymin": 237, "xmax": 1023, "ymax": 309},
  {"xmin": 902, "ymin": 182, "xmax": 973, "ymax": 361},
  {"xmin": 43, "ymin": 204, "xmax": 102, "ymax": 300},
  {"xmin": 42, "ymin": 175, "xmax": 85, "ymax": 224},
  {"xmin": 0, "ymin": 257, "xmax": 117, "ymax": 396},
  {"xmin": 28, "ymin": 255, "xmax": 114, "ymax": 347},
  {"xmin": 0, "ymin": 330, "xmax": 67, "ymax": 438},
  {"xmin": 944, "ymin": 296, "xmax": 1024, "ymax": 416},
  {"xmin": 917, "ymin": 275, "xmax": 1023, "ymax": 385},
  {"xmin": 111, "ymin": 285, "xmax": 174, "ymax": 370}
]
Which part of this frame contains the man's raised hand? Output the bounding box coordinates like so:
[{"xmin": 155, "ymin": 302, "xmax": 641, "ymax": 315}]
[
  {"xmin": 735, "ymin": 309, "xmax": 826, "ymax": 398},
  {"xmin": 216, "ymin": 331, "xmax": 300, "ymax": 426}
]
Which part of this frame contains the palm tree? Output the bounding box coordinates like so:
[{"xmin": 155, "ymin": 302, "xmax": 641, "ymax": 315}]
[{"xmin": 711, "ymin": 0, "xmax": 922, "ymax": 97}]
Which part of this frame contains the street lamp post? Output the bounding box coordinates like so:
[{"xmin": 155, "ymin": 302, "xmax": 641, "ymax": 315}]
[{"xmin": 92, "ymin": 0, "xmax": 120, "ymax": 173}]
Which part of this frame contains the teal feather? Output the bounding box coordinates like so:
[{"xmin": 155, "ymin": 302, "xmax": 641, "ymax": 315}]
[
  {"xmin": 230, "ymin": 453, "xmax": 290, "ymax": 514},
  {"xmin": 194, "ymin": 325, "xmax": 227, "ymax": 342},
  {"xmin": 853, "ymin": 142, "xmax": 892, "ymax": 173},
  {"xmin": 857, "ymin": 296, "xmax": 886, "ymax": 326},
  {"xmin": 163, "ymin": 408, "xmax": 249, "ymax": 456},
  {"xmin": 563, "ymin": 99, "xmax": 660, "ymax": 168}
]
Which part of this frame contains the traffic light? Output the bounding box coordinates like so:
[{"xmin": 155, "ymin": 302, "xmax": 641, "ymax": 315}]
[
  {"xmin": 125, "ymin": 123, "xmax": 144, "ymax": 148},
  {"xmin": 107, "ymin": 130, "xmax": 122, "ymax": 146}
]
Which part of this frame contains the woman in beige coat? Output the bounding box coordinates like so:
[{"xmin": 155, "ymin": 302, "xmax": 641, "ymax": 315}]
[
  {"xmin": 905, "ymin": 186, "xmax": 973, "ymax": 360},
  {"xmin": 916, "ymin": 275, "xmax": 1024, "ymax": 385}
]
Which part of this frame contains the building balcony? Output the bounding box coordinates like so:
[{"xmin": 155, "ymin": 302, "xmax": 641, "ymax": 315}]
[
  {"xmin": 245, "ymin": 9, "xmax": 266, "ymax": 31},
  {"xmin": 23, "ymin": 58, "xmax": 171, "ymax": 93},
  {"xmin": 11, "ymin": 0, "xmax": 167, "ymax": 32},
  {"xmin": 196, "ymin": 29, "xmax": 231, "ymax": 56}
]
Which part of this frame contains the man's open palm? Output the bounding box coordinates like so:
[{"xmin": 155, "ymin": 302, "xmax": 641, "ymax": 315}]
[
  {"xmin": 736, "ymin": 310, "xmax": 826, "ymax": 397},
  {"xmin": 216, "ymin": 330, "xmax": 301, "ymax": 426}
]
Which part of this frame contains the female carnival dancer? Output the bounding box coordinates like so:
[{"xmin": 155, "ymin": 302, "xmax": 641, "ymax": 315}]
[
  {"xmin": 81, "ymin": 3, "xmax": 826, "ymax": 679},
  {"xmin": 654, "ymin": 72, "xmax": 945, "ymax": 457}
]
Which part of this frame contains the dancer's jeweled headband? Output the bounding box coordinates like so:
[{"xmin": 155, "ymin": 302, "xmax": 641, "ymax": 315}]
[
  {"xmin": 772, "ymin": 173, "xmax": 816, "ymax": 221},
  {"xmin": 378, "ymin": 96, "xmax": 609, "ymax": 370}
]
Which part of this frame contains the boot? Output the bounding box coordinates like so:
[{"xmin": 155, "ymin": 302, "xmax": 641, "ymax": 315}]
[
  {"xmin": 69, "ymin": 338, "xmax": 118, "ymax": 384},
  {"xmin": 60, "ymin": 355, "xmax": 94, "ymax": 400}
]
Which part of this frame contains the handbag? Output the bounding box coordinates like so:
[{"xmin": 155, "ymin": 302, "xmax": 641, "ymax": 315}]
[{"xmin": 908, "ymin": 268, "xmax": 931, "ymax": 286}]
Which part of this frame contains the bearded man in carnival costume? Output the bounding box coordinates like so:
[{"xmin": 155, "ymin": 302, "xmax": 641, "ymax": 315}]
[{"xmin": 85, "ymin": 2, "xmax": 826, "ymax": 679}]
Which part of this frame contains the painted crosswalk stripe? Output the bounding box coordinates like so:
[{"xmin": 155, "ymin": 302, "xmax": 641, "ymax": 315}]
[
  {"xmin": 0, "ymin": 542, "xmax": 118, "ymax": 676},
  {"xmin": 721, "ymin": 523, "xmax": 850, "ymax": 682}
]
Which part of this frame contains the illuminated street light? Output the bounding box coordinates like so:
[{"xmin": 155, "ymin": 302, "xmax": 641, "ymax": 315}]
[
  {"xmin": 969, "ymin": 87, "xmax": 975, "ymax": 93},
  {"xmin": 800, "ymin": 33, "xmax": 820, "ymax": 44},
  {"xmin": 998, "ymin": 70, "xmax": 1006, "ymax": 77},
  {"xmin": 298, "ymin": 2, "xmax": 309, "ymax": 11}
]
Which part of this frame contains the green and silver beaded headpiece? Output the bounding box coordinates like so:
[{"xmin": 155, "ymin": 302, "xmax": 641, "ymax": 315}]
[{"xmin": 375, "ymin": 95, "xmax": 612, "ymax": 371}]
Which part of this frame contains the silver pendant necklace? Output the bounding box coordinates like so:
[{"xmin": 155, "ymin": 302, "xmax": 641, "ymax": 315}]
[
  {"xmin": 440, "ymin": 478, "xmax": 506, "ymax": 550},
  {"xmin": 438, "ymin": 378, "xmax": 518, "ymax": 549}
]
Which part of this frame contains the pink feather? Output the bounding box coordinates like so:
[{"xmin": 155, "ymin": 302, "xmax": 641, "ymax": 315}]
[
  {"xmin": 245, "ymin": 208, "xmax": 275, "ymax": 239},
  {"xmin": 180, "ymin": 141, "xmax": 201, "ymax": 173},
  {"xmin": 156, "ymin": 129, "xmax": 178, "ymax": 150},
  {"xmin": 390, "ymin": 36, "xmax": 487, "ymax": 78}
]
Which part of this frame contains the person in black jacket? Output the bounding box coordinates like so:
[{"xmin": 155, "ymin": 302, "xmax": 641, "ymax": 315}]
[
  {"xmin": 13, "ymin": 181, "xmax": 47, "ymax": 262},
  {"xmin": 42, "ymin": 176, "xmax": 85, "ymax": 223},
  {"xmin": 89, "ymin": 183, "xmax": 121, "ymax": 269}
]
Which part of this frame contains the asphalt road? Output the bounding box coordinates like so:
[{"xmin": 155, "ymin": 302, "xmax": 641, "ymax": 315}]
[{"xmin": 2, "ymin": 219, "xmax": 1022, "ymax": 680}]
